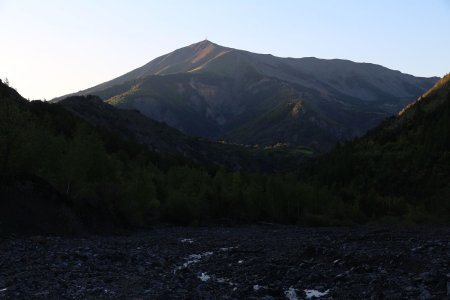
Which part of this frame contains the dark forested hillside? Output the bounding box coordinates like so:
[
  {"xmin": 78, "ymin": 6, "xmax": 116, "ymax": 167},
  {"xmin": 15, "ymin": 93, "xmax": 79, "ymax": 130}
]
[
  {"xmin": 309, "ymin": 74, "xmax": 450, "ymax": 222},
  {"xmin": 1, "ymin": 74, "xmax": 449, "ymax": 235},
  {"xmin": 0, "ymin": 80, "xmax": 328, "ymax": 233},
  {"xmin": 58, "ymin": 95, "xmax": 312, "ymax": 172}
]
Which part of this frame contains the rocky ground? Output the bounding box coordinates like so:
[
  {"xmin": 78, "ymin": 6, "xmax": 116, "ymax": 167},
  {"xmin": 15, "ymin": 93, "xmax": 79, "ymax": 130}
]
[{"xmin": 0, "ymin": 225, "xmax": 449, "ymax": 299}]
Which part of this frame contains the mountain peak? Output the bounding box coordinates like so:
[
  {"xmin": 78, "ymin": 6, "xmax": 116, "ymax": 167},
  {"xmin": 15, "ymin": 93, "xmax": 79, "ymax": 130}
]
[{"xmin": 190, "ymin": 39, "xmax": 216, "ymax": 47}]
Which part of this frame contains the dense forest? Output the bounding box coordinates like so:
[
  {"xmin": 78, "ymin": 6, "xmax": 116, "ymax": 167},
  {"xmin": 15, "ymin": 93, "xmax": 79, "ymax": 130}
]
[
  {"xmin": 0, "ymin": 75, "xmax": 449, "ymax": 234},
  {"xmin": 309, "ymin": 74, "xmax": 450, "ymax": 222}
]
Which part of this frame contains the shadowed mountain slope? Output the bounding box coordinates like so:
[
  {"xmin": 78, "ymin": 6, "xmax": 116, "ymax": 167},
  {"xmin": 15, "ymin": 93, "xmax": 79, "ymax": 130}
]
[
  {"xmin": 55, "ymin": 40, "xmax": 438, "ymax": 151},
  {"xmin": 59, "ymin": 95, "xmax": 312, "ymax": 171},
  {"xmin": 309, "ymin": 74, "xmax": 450, "ymax": 221}
]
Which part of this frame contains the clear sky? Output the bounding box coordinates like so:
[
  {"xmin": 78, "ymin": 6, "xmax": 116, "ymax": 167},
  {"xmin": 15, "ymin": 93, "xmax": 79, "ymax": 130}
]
[{"xmin": 1, "ymin": 0, "xmax": 449, "ymax": 100}]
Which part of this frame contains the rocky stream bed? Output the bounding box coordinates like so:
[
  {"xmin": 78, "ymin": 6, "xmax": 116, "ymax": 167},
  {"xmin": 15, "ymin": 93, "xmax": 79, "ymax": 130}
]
[{"xmin": 0, "ymin": 225, "xmax": 449, "ymax": 299}]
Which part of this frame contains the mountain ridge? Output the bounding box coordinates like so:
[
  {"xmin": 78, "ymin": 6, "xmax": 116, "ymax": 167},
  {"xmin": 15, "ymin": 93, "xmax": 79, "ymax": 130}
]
[
  {"xmin": 54, "ymin": 40, "xmax": 439, "ymax": 151},
  {"xmin": 57, "ymin": 40, "xmax": 439, "ymax": 100}
]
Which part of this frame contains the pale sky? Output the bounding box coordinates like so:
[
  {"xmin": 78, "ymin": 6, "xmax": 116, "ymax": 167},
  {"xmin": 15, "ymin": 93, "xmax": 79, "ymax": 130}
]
[{"xmin": 0, "ymin": 0, "xmax": 449, "ymax": 100}]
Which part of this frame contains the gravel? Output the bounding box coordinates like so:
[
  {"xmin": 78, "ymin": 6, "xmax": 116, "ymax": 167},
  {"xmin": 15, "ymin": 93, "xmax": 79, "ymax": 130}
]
[{"xmin": 0, "ymin": 225, "xmax": 449, "ymax": 299}]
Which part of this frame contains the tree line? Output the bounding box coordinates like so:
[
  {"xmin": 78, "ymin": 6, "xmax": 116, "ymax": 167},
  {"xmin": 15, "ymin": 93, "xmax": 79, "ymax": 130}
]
[{"xmin": 1, "ymin": 79, "xmax": 449, "ymax": 231}]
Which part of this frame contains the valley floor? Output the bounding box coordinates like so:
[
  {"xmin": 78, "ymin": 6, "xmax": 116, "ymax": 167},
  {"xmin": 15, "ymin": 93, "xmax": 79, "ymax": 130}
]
[{"xmin": 0, "ymin": 226, "xmax": 449, "ymax": 299}]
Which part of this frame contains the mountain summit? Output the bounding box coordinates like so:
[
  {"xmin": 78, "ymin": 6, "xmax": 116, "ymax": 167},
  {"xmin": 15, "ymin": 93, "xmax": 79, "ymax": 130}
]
[
  {"xmin": 56, "ymin": 41, "xmax": 439, "ymax": 150},
  {"xmin": 82, "ymin": 40, "xmax": 231, "ymax": 93}
]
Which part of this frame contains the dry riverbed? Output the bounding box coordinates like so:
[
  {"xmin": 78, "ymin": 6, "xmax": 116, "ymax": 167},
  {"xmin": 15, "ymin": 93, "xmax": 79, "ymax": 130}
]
[{"xmin": 0, "ymin": 225, "xmax": 449, "ymax": 299}]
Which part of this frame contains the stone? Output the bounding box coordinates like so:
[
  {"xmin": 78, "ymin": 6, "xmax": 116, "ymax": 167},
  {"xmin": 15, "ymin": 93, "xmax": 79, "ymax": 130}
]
[
  {"xmin": 260, "ymin": 296, "xmax": 275, "ymax": 300},
  {"xmin": 0, "ymin": 226, "xmax": 448, "ymax": 299},
  {"xmin": 405, "ymin": 286, "xmax": 417, "ymax": 293},
  {"xmin": 419, "ymin": 288, "xmax": 431, "ymax": 300}
]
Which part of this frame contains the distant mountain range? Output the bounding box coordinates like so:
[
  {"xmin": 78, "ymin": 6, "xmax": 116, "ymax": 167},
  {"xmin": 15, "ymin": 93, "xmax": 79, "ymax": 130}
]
[{"xmin": 55, "ymin": 40, "xmax": 439, "ymax": 151}]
